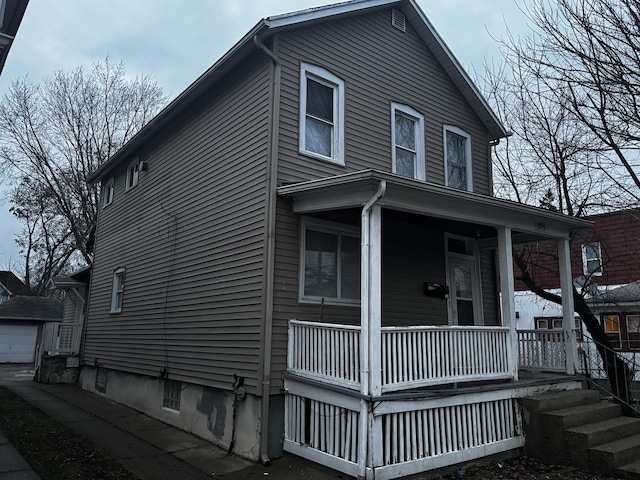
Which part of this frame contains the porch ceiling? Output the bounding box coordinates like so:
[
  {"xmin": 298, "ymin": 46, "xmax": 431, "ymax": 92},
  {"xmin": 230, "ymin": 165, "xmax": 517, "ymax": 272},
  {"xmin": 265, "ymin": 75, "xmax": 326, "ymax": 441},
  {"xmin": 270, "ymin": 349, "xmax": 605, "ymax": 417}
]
[{"xmin": 277, "ymin": 170, "xmax": 591, "ymax": 240}]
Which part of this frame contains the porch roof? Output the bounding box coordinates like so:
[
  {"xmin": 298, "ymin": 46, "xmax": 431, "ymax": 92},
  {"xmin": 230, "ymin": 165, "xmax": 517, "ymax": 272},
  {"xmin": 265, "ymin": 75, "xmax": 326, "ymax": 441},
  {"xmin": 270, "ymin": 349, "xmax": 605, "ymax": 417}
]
[{"xmin": 277, "ymin": 170, "xmax": 591, "ymax": 240}]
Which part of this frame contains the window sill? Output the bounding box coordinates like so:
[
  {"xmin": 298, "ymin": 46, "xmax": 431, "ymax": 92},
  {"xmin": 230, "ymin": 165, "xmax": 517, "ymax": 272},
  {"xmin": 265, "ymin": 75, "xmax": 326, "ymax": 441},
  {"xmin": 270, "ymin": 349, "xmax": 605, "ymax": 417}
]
[
  {"xmin": 299, "ymin": 297, "xmax": 361, "ymax": 308},
  {"xmin": 299, "ymin": 149, "xmax": 345, "ymax": 167}
]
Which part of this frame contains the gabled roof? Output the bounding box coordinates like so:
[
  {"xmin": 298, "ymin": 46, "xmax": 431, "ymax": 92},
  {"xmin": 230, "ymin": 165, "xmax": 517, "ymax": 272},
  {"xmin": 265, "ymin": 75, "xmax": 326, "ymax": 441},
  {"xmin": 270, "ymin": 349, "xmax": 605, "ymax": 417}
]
[
  {"xmin": 0, "ymin": 270, "xmax": 28, "ymax": 297},
  {"xmin": 0, "ymin": 295, "xmax": 63, "ymax": 322},
  {"xmin": 87, "ymin": 0, "xmax": 508, "ymax": 184}
]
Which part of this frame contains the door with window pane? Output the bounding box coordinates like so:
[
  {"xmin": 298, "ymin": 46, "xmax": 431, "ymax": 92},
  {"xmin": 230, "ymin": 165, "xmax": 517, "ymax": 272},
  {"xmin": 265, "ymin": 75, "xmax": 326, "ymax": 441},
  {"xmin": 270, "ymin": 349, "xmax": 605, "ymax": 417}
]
[{"xmin": 448, "ymin": 256, "xmax": 478, "ymax": 326}]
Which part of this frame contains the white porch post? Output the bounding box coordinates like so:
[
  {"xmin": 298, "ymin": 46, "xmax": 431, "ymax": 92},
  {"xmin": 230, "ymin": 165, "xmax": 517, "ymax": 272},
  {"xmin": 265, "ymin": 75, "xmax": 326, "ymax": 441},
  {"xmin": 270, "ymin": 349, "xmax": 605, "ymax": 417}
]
[
  {"xmin": 497, "ymin": 226, "xmax": 518, "ymax": 380},
  {"xmin": 358, "ymin": 182, "xmax": 386, "ymax": 480},
  {"xmin": 558, "ymin": 237, "xmax": 578, "ymax": 374}
]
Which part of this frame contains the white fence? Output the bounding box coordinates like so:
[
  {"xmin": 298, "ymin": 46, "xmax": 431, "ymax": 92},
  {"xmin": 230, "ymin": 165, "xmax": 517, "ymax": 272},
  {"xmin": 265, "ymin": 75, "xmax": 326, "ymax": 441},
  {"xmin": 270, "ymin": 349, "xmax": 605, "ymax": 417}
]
[{"xmin": 517, "ymin": 329, "xmax": 566, "ymax": 371}]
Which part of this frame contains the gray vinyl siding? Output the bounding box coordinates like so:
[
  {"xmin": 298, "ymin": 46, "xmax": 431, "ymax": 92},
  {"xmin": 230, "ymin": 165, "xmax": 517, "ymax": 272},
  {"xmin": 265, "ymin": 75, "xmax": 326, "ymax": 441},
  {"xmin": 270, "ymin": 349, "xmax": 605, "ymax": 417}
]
[
  {"xmin": 85, "ymin": 56, "xmax": 271, "ymax": 393},
  {"xmin": 62, "ymin": 293, "xmax": 77, "ymax": 323},
  {"xmin": 275, "ymin": 8, "xmax": 491, "ymax": 193},
  {"xmin": 383, "ymin": 218, "xmax": 448, "ymax": 326},
  {"xmin": 480, "ymin": 248, "xmax": 500, "ymax": 326}
]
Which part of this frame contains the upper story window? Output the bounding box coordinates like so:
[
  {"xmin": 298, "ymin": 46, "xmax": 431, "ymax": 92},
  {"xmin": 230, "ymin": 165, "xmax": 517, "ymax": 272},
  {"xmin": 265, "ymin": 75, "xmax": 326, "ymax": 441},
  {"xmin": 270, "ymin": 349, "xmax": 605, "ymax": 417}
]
[
  {"xmin": 444, "ymin": 125, "xmax": 472, "ymax": 191},
  {"xmin": 103, "ymin": 178, "xmax": 114, "ymax": 207},
  {"xmin": 582, "ymin": 242, "xmax": 603, "ymax": 276},
  {"xmin": 299, "ymin": 63, "xmax": 345, "ymax": 165},
  {"xmin": 110, "ymin": 267, "xmax": 126, "ymax": 314},
  {"xmin": 391, "ymin": 103, "xmax": 425, "ymax": 180},
  {"xmin": 300, "ymin": 218, "xmax": 360, "ymax": 305},
  {"xmin": 126, "ymin": 160, "xmax": 140, "ymax": 191}
]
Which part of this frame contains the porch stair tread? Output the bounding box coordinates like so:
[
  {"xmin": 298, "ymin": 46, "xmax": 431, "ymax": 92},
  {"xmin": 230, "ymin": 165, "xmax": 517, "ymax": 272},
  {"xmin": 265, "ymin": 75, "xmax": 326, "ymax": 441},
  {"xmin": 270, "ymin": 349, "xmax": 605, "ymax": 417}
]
[
  {"xmin": 588, "ymin": 433, "xmax": 640, "ymax": 472},
  {"xmin": 616, "ymin": 459, "xmax": 640, "ymax": 480},
  {"xmin": 522, "ymin": 389, "xmax": 600, "ymax": 413},
  {"xmin": 566, "ymin": 416, "xmax": 640, "ymax": 448},
  {"xmin": 543, "ymin": 401, "xmax": 621, "ymax": 429}
]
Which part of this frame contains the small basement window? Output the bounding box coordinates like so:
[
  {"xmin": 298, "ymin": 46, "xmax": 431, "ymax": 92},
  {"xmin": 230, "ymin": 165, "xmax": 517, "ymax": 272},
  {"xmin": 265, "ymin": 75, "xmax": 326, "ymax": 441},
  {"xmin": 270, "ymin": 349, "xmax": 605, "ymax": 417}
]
[{"xmin": 163, "ymin": 380, "xmax": 181, "ymax": 411}]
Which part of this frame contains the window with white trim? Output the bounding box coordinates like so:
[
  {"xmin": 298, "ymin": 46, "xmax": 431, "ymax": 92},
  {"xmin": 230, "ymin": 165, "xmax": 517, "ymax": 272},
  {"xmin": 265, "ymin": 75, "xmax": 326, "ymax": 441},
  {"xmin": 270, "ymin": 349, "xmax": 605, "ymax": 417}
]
[
  {"xmin": 444, "ymin": 125, "xmax": 472, "ymax": 191},
  {"xmin": 582, "ymin": 242, "xmax": 602, "ymax": 276},
  {"xmin": 110, "ymin": 267, "xmax": 125, "ymax": 314},
  {"xmin": 300, "ymin": 219, "xmax": 360, "ymax": 305},
  {"xmin": 126, "ymin": 160, "xmax": 140, "ymax": 190},
  {"xmin": 103, "ymin": 178, "xmax": 114, "ymax": 207},
  {"xmin": 391, "ymin": 103, "xmax": 425, "ymax": 180},
  {"xmin": 299, "ymin": 63, "xmax": 345, "ymax": 165}
]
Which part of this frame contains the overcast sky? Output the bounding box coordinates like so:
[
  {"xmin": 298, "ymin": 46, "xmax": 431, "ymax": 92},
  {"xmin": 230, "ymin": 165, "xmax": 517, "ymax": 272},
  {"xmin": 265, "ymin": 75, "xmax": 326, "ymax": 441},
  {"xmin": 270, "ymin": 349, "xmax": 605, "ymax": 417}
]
[{"xmin": 0, "ymin": 0, "xmax": 527, "ymax": 270}]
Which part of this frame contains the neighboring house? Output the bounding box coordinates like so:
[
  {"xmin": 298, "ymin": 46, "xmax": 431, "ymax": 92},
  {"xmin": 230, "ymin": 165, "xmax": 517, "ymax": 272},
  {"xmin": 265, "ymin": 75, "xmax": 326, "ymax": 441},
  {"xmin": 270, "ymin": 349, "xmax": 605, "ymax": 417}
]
[
  {"xmin": 514, "ymin": 209, "xmax": 640, "ymax": 352},
  {"xmin": 35, "ymin": 266, "xmax": 90, "ymax": 383},
  {"xmin": 0, "ymin": 296, "xmax": 63, "ymax": 363},
  {"xmin": 0, "ymin": 0, "xmax": 28, "ymax": 75},
  {"xmin": 0, "ymin": 270, "xmax": 28, "ymax": 304},
  {"xmin": 83, "ymin": 1, "xmax": 589, "ymax": 478}
]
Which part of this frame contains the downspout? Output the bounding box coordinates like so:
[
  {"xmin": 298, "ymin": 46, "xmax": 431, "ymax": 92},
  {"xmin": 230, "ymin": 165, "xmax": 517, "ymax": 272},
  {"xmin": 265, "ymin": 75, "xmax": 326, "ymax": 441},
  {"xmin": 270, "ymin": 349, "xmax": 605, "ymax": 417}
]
[
  {"xmin": 358, "ymin": 180, "xmax": 386, "ymax": 480},
  {"xmin": 254, "ymin": 33, "xmax": 280, "ymax": 466}
]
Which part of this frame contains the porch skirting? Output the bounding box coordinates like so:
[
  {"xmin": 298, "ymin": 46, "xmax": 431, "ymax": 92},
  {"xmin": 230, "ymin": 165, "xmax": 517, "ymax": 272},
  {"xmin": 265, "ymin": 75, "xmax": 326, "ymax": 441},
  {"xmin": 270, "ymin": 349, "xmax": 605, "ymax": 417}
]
[{"xmin": 284, "ymin": 374, "xmax": 581, "ymax": 479}]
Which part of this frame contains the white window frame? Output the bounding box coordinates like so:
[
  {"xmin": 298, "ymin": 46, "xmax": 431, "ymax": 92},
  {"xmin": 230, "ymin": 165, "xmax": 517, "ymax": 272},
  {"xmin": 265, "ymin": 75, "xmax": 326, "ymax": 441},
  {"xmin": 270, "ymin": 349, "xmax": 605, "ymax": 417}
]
[
  {"xmin": 103, "ymin": 178, "xmax": 114, "ymax": 207},
  {"xmin": 299, "ymin": 217, "xmax": 360, "ymax": 306},
  {"xmin": 391, "ymin": 102, "xmax": 425, "ymax": 180},
  {"xmin": 299, "ymin": 63, "xmax": 345, "ymax": 165},
  {"xmin": 582, "ymin": 242, "xmax": 603, "ymax": 276},
  {"xmin": 126, "ymin": 160, "xmax": 140, "ymax": 191},
  {"xmin": 444, "ymin": 125, "xmax": 473, "ymax": 191},
  {"xmin": 110, "ymin": 267, "xmax": 126, "ymax": 314}
]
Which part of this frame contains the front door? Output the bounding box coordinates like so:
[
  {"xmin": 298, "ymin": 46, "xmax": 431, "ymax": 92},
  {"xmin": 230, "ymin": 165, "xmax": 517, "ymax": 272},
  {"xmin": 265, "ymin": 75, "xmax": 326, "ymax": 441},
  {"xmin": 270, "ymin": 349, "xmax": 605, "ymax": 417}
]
[{"xmin": 449, "ymin": 256, "xmax": 479, "ymax": 325}]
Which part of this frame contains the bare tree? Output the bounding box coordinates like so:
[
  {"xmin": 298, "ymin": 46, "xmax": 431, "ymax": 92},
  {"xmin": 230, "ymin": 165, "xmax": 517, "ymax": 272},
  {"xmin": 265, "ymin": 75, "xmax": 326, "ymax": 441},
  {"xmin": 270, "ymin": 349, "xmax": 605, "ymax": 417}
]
[
  {"xmin": 0, "ymin": 57, "xmax": 166, "ymax": 291},
  {"xmin": 485, "ymin": 0, "xmax": 640, "ymax": 411}
]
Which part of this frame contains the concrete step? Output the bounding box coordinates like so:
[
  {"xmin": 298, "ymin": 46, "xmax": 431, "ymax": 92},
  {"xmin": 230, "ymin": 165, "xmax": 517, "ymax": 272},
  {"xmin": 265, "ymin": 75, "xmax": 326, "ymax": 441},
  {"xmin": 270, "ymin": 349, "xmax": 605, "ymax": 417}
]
[
  {"xmin": 565, "ymin": 416, "xmax": 640, "ymax": 467},
  {"xmin": 617, "ymin": 459, "xmax": 640, "ymax": 480},
  {"xmin": 543, "ymin": 401, "xmax": 621, "ymax": 430},
  {"xmin": 589, "ymin": 433, "xmax": 640, "ymax": 473},
  {"xmin": 522, "ymin": 389, "xmax": 601, "ymax": 413}
]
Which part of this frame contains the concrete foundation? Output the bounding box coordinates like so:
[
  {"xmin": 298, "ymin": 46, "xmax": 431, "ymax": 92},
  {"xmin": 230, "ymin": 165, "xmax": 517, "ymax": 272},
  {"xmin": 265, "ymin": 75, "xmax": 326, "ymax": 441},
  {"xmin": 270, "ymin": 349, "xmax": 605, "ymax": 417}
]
[
  {"xmin": 79, "ymin": 365, "xmax": 265, "ymax": 461},
  {"xmin": 36, "ymin": 355, "xmax": 80, "ymax": 384}
]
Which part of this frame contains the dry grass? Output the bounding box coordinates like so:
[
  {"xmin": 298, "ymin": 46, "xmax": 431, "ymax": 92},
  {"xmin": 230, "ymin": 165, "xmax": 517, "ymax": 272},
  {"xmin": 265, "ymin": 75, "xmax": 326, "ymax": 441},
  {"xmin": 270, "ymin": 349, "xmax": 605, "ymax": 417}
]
[{"xmin": 0, "ymin": 386, "xmax": 138, "ymax": 480}]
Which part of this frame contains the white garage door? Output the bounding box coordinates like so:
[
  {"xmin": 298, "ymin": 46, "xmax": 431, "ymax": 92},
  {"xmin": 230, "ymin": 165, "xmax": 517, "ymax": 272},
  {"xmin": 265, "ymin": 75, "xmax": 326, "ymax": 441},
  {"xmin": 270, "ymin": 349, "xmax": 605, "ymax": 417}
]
[{"xmin": 0, "ymin": 324, "xmax": 38, "ymax": 363}]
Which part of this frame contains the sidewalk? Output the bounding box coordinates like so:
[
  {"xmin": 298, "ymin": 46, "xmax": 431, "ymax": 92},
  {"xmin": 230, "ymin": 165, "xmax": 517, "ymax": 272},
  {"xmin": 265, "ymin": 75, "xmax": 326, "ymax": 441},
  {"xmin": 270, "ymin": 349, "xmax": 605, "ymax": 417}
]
[{"xmin": 0, "ymin": 369, "xmax": 342, "ymax": 479}]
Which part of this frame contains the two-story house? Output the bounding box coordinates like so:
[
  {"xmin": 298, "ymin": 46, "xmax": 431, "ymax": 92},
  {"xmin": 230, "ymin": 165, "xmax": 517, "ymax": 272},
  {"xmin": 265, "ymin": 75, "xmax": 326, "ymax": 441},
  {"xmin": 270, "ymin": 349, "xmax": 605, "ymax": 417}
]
[{"xmin": 83, "ymin": 1, "xmax": 589, "ymax": 478}]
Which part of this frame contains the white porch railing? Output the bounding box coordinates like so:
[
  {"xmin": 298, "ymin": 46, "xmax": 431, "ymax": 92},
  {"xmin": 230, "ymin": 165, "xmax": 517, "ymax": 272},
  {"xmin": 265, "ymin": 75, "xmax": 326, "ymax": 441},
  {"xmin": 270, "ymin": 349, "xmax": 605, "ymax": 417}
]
[
  {"xmin": 517, "ymin": 329, "xmax": 566, "ymax": 371},
  {"xmin": 288, "ymin": 320, "xmax": 513, "ymax": 392},
  {"xmin": 40, "ymin": 322, "xmax": 81, "ymax": 355},
  {"xmin": 287, "ymin": 320, "xmax": 361, "ymax": 389},
  {"xmin": 381, "ymin": 325, "xmax": 511, "ymax": 391}
]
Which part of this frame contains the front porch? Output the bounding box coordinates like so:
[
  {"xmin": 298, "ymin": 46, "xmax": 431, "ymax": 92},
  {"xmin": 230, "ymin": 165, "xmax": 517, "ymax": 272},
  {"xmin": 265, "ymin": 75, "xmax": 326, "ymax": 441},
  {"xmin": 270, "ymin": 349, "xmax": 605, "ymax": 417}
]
[
  {"xmin": 284, "ymin": 321, "xmax": 580, "ymax": 480},
  {"xmin": 277, "ymin": 171, "xmax": 590, "ymax": 479}
]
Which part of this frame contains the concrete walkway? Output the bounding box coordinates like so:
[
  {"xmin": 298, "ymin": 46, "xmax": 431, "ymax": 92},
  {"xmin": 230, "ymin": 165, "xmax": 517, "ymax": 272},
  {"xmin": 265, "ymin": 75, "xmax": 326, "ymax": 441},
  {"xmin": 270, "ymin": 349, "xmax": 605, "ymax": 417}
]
[{"xmin": 0, "ymin": 365, "xmax": 341, "ymax": 479}]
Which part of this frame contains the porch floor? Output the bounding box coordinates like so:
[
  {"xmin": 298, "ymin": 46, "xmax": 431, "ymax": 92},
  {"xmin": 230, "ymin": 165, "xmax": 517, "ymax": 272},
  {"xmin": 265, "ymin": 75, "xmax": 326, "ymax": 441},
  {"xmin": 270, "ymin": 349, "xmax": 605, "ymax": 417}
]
[{"xmin": 284, "ymin": 370, "xmax": 579, "ymax": 401}]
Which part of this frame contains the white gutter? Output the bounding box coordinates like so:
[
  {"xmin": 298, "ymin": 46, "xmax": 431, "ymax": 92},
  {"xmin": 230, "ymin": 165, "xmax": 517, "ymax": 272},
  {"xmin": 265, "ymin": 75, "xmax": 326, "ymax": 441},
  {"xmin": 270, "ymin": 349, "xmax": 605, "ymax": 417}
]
[{"xmin": 358, "ymin": 180, "xmax": 386, "ymax": 479}]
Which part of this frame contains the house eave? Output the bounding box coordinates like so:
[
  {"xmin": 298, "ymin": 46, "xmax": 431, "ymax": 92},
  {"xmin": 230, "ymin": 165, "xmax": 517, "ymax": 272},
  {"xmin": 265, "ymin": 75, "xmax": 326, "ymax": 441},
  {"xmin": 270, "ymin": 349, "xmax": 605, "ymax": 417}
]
[{"xmin": 277, "ymin": 170, "xmax": 591, "ymax": 239}]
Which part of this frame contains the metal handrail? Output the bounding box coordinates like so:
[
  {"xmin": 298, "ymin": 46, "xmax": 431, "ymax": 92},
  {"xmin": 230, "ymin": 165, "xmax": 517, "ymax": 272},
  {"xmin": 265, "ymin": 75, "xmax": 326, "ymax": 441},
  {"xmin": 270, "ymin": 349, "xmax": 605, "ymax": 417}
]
[{"xmin": 577, "ymin": 336, "xmax": 639, "ymax": 416}]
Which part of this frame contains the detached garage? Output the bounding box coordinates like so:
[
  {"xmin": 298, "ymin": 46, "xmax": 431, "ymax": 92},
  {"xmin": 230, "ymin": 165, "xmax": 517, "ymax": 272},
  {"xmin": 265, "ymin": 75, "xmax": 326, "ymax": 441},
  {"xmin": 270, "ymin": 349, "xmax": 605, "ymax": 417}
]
[{"xmin": 0, "ymin": 296, "xmax": 63, "ymax": 363}]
